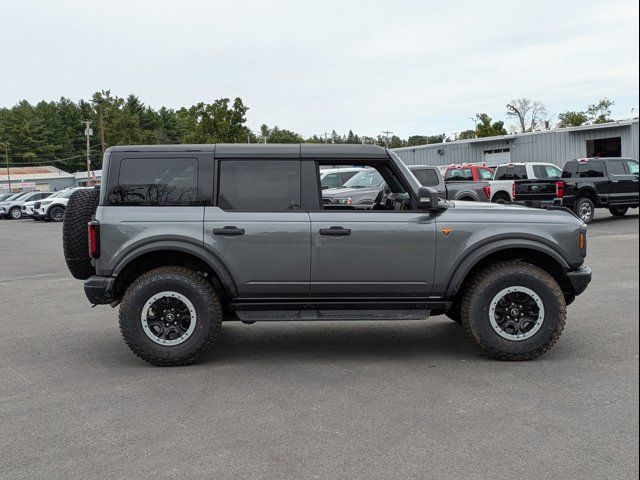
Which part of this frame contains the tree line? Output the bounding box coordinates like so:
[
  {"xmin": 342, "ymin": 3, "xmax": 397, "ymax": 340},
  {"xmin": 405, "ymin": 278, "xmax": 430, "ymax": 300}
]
[{"xmin": 0, "ymin": 90, "xmax": 625, "ymax": 172}]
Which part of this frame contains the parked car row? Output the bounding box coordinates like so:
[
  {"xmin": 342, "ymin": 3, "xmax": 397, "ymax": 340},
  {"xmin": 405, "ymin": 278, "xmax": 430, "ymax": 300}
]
[{"xmin": 0, "ymin": 187, "xmax": 92, "ymax": 221}]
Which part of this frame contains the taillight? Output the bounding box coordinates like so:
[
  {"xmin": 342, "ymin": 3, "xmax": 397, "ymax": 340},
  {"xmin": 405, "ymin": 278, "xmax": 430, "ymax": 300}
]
[
  {"xmin": 512, "ymin": 183, "xmax": 517, "ymax": 200},
  {"xmin": 483, "ymin": 185, "xmax": 491, "ymax": 200},
  {"xmin": 556, "ymin": 181, "xmax": 565, "ymax": 199},
  {"xmin": 88, "ymin": 221, "xmax": 100, "ymax": 259}
]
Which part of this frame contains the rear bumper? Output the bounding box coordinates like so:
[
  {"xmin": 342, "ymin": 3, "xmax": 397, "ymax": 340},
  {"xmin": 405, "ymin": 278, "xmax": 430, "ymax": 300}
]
[
  {"xmin": 567, "ymin": 266, "xmax": 592, "ymax": 296},
  {"xmin": 84, "ymin": 275, "xmax": 117, "ymax": 305}
]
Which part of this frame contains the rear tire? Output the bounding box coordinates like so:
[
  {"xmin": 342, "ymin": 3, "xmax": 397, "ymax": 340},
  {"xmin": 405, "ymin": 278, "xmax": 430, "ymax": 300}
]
[
  {"xmin": 119, "ymin": 267, "xmax": 222, "ymax": 366},
  {"xmin": 574, "ymin": 197, "xmax": 595, "ymax": 224},
  {"xmin": 460, "ymin": 261, "xmax": 566, "ymax": 361},
  {"xmin": 492, "ymin": 195, "xmax": 510, "ymax": 205},
  {"xmin": 609, "ymin": 207, "xmax": 628, "ymax": 217},
  {"xmin": 62, "ymin": 189, "xmax": 99, "ymax": 280}
]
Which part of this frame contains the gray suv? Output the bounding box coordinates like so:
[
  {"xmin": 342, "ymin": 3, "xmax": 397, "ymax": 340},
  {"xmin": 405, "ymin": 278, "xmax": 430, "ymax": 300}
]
[{"xmin": 62, "ymin": 144, "xmax": 592, "ymax": 366}]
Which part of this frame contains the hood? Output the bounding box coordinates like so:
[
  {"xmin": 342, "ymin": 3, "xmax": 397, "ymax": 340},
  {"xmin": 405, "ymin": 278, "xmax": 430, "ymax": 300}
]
[{"xmin": 449, "ymin": 200, "xmax": 583, "ymax": 225}]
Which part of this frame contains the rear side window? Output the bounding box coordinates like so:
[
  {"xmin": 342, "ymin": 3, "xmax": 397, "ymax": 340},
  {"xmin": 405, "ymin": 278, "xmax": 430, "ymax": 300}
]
[
  {"xmin": 607, "ymin": 160, "xmax": 627, "ymax": 176},
  {"xmin": 107, "ymin": 158, "xmax": 199, "ymax": 206},
  {"xmin": 445, "ymin": 168, "xmax": 473, "ymax": 181},
  {"xmin": 533, "ymin": 165, "xmax": 562, "ymax": 179},
  {"xmin": 412, "ymin": 168, "xmax": 440, "ymax": 187},
  {"xmin": 218, "ymin": 160, "xmax": 301, "ymax": 211}
]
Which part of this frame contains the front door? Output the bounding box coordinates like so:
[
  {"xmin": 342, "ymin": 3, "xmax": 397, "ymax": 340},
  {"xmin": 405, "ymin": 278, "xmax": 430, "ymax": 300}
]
[
  {"xmin": 309, "ymin": 211, "xmax": 437, "ymax": 296},
  {"xmin": 203, "ymin": 159, "xmax": 310, "ymax": 297}
]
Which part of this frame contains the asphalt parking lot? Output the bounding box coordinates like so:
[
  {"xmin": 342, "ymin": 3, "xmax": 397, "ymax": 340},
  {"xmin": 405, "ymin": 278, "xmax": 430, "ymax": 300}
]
[{"xmin": 0, "ymin": 212, "xmax": 638, "ymax": 480}]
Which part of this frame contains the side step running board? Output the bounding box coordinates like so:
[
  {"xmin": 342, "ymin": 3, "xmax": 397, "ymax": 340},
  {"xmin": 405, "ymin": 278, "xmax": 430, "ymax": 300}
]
[{"xmin": 236, "ymin": 309, "xmax": 431, "ymax": 322}]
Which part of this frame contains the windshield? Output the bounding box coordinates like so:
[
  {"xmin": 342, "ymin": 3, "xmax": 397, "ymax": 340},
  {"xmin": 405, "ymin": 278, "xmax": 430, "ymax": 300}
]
[{"xmin": 342, "ymin": 169, "xmax": 384, "ymax": 188}]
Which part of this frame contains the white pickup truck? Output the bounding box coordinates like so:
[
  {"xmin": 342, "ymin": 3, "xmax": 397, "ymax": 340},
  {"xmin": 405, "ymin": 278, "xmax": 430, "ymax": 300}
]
[{"xmin": 489, "ymin": 162, "xmax": 563, "ymax": 203}]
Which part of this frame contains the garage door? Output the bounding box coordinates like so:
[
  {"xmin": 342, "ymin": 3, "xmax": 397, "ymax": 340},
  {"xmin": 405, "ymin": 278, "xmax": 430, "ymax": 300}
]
[{"xmin": 483, "ymin": 148, "xmax": 511, "ymax": 167}]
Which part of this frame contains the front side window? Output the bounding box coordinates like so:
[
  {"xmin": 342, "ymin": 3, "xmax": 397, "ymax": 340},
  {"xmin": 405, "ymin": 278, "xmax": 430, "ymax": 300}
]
[
  {"xmin": 108, "ymin": 158, "xmax": 199, "ymax": 206},
  {"xmin": 626, "ymin": 160, "xmax": 639, "ymax": 175},
  {"xmin": 218, "ymin": 160, "xmax": 301, "ymax": 211}
]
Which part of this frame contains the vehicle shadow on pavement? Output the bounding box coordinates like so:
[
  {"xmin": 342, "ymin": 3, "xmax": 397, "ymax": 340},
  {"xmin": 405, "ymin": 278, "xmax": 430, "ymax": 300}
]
[{"xmin": 201, "ymin": 319, "xmax": 479, "ymax": 364}]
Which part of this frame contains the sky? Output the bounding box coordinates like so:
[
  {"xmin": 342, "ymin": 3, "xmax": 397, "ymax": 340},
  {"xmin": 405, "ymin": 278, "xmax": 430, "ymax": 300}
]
[{"xmin": 1, "ymin": 0, "xmax": 638, "ymax": 138}]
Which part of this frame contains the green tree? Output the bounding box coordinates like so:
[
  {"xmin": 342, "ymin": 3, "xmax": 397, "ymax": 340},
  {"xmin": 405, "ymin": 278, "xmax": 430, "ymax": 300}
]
[
  {"xmin": 475, "ymin": 113, "xmax": 507, "ymax": 138},
  {"xmin": 458, "ymin": 130, "xmax": 476, "ymax": 140},
  {"xmin": 587, "ymin": 98, "xmax": 614, "ymax": 124},
  {"xmin": 557, "ymin": 111, "xmax": 588, "ymax": 128},
  {"xmin": 266, "ymin": 126, "xmax": 303, "ymax": 143}
]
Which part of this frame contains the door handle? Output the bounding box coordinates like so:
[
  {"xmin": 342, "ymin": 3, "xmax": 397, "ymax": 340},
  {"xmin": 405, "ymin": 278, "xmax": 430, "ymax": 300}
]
[
  {"xmin": 319, "ymin": 226, "xmax": 351, "ymax": 236},
  {"xmin": 212, "ymin": 226, "xmax": 245, "ymax": 236}
]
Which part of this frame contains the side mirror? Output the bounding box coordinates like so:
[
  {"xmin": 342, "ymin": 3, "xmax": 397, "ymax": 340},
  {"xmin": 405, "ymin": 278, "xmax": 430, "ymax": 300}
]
[{"xmin": 418, "ymin": 186, "xmax": 445, "ymax": 211}]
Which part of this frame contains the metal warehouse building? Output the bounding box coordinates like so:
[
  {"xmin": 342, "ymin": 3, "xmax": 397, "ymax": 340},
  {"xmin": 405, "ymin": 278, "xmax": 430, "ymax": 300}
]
[
  {"xmin": 0, "ymin": 166, "xmax": 76, "ymax": 193},
  {"xmin": 393, "ymin": 119, "xmax": 639, "ymax": 168}
]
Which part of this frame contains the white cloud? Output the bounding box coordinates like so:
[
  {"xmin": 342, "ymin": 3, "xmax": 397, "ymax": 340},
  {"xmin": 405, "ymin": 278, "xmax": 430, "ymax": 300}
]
[{"xmin": 1, "ymin": 0, "xmax": 637, "ymax": 137}]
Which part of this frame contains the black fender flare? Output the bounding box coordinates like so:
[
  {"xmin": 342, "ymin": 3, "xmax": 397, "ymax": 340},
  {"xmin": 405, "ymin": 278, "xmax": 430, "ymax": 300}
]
[
  {"xmin": 112, "ymin": 240, "xmax": 238, "ymax": 297},
  {"xmin": 445, "ymin": 238, "xmax": 570, "ymax": 297}
]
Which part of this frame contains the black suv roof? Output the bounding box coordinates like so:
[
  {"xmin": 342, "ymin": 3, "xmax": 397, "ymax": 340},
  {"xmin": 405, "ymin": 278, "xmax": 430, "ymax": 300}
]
[{"xmin": 105, "ymin": 143, "xmax": 389, "ymax": 159}]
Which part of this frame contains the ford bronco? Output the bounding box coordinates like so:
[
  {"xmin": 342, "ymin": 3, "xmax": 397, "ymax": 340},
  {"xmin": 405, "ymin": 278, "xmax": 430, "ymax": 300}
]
[{"xmin": 62, "ymin": 144, "xmax": 592, "ymax": 366}]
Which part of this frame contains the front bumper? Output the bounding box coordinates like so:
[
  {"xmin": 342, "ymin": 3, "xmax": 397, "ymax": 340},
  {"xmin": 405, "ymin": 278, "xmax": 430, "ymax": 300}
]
[
  {"xmin": 567, "ymin": 266, "xmax": 592, "ymax": 296},
  {"xmin": 84, "ymin": 275, "xmax": 117, "ymax": 305}
]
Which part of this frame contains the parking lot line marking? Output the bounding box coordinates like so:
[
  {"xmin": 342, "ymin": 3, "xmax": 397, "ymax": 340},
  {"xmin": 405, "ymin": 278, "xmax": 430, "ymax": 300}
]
[{"xmin": 0, "ymin": 272, "xmax": 66, "ymax": 283}]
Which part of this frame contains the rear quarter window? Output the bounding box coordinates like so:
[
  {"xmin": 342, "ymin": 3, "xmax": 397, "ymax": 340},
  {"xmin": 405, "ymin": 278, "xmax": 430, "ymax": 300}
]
[{"xmin": 107, "ymin": 158, "xmax": 200, "ymax": 206}]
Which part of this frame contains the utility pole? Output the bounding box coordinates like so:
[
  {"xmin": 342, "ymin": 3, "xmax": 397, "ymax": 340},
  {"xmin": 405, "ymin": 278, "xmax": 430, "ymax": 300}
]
[
  {"xmin": 3, "ymin": 143, "xmax": 11, "ymax": 192},
  {"xmin": 83, "ymin": 121, "xmax": 93, "ymax": 185},
  {"xmin": 469, "ymin": 116, "xmax": 478, "ymax": 138},
  {"xmin": 98, "ymin": 101, "xmax": 105, "ymax": 155},
  {"xmin": 381, "ymin": 130, "xmax": 393, "ymax": 148}
]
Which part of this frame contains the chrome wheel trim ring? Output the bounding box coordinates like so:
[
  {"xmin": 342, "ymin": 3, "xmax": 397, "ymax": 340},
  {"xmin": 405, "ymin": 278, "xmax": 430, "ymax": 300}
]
[
  {"xmin": 489, "ymin": 286, "xmax": 545, "ymax": 341},
  {"xmin": 141, "ymin": 291, "xmax": 197, "ymax": 346}
]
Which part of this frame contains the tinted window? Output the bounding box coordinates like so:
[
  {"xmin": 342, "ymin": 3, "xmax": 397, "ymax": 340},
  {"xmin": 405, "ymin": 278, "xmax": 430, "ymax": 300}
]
[
  {"xmin": 607, "ymin": 160, "xmax": 627, "ymax": 175},
  {"xmin": 218, "ymin": 160, "xmax": 300, "ymax": 211},
  {"xmin": 626, "ymin": 160, "xmax": 639, "ymax": 175},
  {"xmin": 108, "ymin": 158, "xmax": 199, "ymax": 206},
  {"xmin": 562, "ymin": 162, "xmax": 578, "ymax": 178},
  {"xmin": 412, "ymin": 168, "xmax": 440, "ymax": 187},
  {"xmin": 445, "ymin": 168, "xmax": 473, "ymax": 181},
  {"xmin": 321, "ymin": 172, "xmax": 341, "ymax": 189},
  {"xmin": 495, "ymin": 166, "xmax": 527, "ymax": 180},
  {"xmin": 577, "ymin": 162, "xmax": 604, "ymax": 178}
]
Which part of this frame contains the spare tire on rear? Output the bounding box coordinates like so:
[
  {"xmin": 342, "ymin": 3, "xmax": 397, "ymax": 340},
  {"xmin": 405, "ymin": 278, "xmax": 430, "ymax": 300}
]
[{"xmin": 63, "ymin": 189, "xmax": 100, "ymax": 280}]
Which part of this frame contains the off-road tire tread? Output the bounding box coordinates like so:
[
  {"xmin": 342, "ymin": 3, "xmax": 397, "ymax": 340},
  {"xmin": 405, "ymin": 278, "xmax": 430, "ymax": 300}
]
[
  {"xmin": 119, "ymin": 267, "xmax": 222, "ymax": 366},
  {"xmin": 62, "ymin": 189, "xmax": 99, "ymax": 280},
  {"xmin": 460, "ymin": 260, "xmax": 566, "ymax": 361}
]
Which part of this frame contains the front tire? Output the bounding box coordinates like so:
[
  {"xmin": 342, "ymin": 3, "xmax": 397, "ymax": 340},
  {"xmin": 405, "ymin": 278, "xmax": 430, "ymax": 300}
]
[
  {"xmin": 49, "ymin": 205, "xmax": 65, "ymax": 222},
  {"xmin": 119, "ymin": 267, "xmax": 222, "ymax": 366},
  {"xmin": 460, "ymin": 261, "xmax": 566, "ymax": 361},
  {"xmin": 9, "ymin": 207, "xmax": 22, "ymax": 220},
  {"xmin": 609, "ymin": 207, "xmax": 628, "ymax": 217}
]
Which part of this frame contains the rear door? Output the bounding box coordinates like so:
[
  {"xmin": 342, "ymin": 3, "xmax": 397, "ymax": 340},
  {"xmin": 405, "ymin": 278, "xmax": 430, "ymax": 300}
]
[
  {"xmin": 203, "ymin": 158, "xmax": 310, "ymax": 297},
  {"xmin": 624, "ymin": 159, "xmax": 640, "ymax": 204}
]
